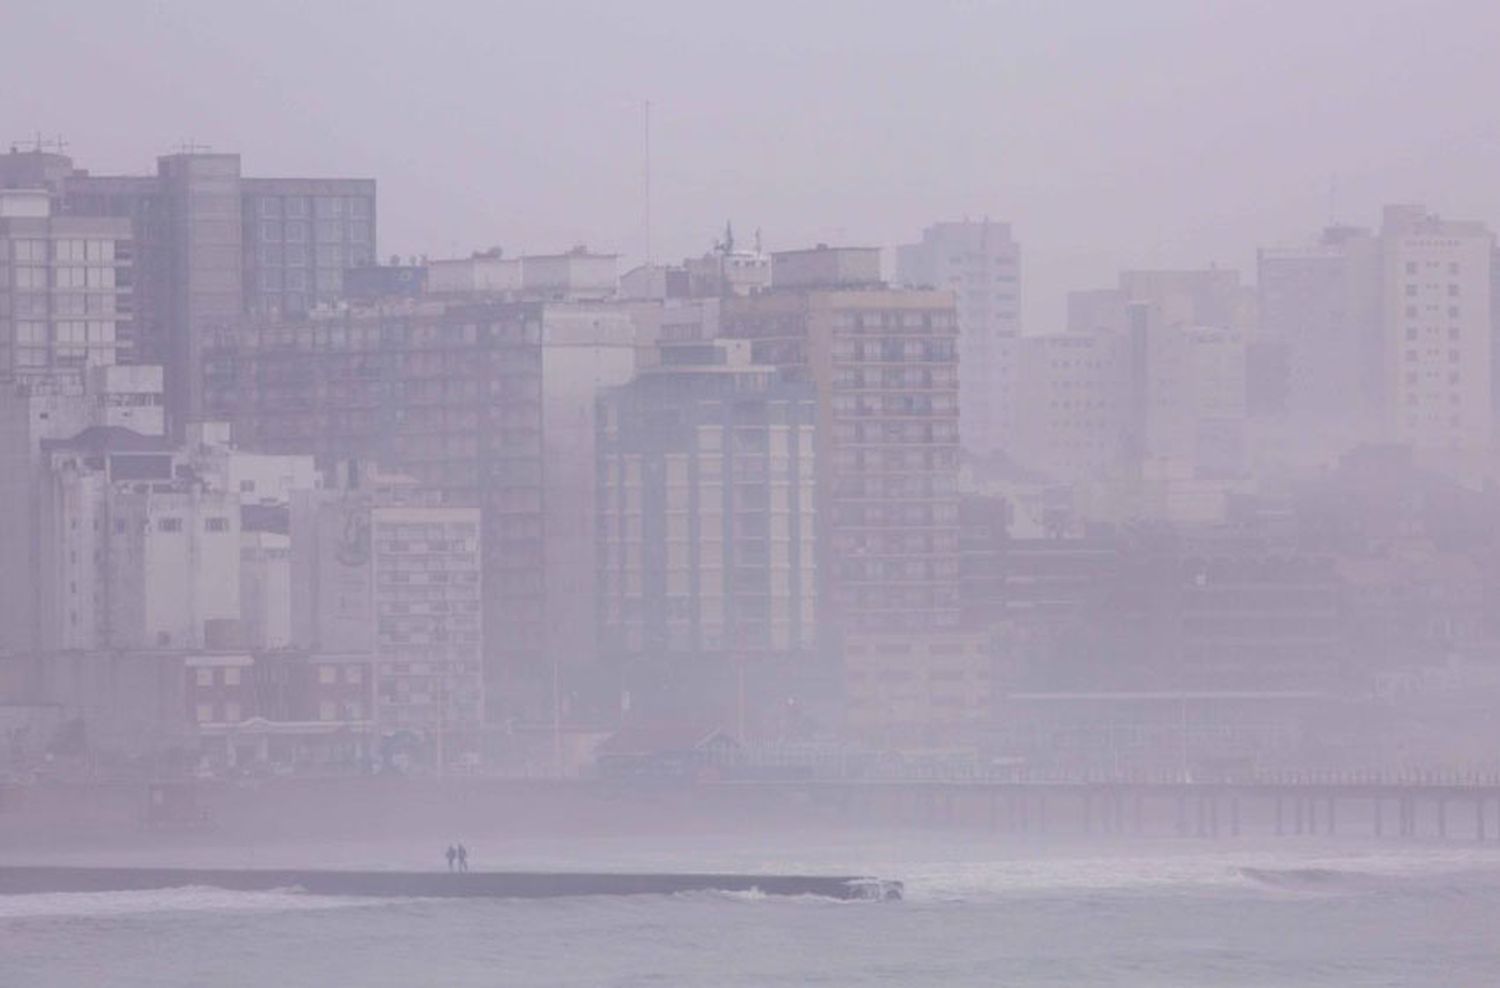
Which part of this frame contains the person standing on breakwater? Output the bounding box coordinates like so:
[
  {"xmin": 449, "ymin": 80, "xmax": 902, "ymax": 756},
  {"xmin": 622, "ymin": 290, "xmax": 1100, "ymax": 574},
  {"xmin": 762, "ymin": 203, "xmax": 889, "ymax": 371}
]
[
  {"xmin": 446, "ymin": 845, "xmax": 457, "ymax": 872},
  {"xmin": 457, "ymin": 844, "xmax": 469, "ymax": 873}
]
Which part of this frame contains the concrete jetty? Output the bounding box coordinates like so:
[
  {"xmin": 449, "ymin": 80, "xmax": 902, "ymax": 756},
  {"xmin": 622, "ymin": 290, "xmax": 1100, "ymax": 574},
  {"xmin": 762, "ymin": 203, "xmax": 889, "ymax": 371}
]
[{"xmin": 0, "ymin": 865, "xmax": 902, "ymax": 901}]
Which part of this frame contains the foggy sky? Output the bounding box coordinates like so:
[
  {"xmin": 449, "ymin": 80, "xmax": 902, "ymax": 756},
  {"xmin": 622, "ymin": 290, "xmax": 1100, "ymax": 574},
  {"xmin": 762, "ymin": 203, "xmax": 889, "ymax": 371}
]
[{"xmin": 5, "ymin": 0, "xmax": 1500, "ymax": 329}]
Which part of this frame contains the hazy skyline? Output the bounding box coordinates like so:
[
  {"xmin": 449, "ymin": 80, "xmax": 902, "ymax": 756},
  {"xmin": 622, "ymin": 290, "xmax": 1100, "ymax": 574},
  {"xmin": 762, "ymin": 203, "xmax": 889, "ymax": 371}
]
[{"xmin": 5, "ymin": 0, "xmax": 1500, "ymax": 328}]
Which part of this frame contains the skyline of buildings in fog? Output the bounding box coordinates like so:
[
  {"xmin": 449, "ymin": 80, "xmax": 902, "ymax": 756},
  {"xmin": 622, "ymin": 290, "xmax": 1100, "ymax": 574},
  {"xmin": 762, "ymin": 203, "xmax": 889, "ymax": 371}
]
[{"xmin": 3, "ymin": 136, "xmax": 1500, "ymax": 781}]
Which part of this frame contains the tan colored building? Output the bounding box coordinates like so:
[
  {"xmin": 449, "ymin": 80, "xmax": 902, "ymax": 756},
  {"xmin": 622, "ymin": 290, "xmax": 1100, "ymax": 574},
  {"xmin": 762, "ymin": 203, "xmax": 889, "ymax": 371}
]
[{"xmin": 724, "ymin": 250, "xmax": 962, "ymax": 639}]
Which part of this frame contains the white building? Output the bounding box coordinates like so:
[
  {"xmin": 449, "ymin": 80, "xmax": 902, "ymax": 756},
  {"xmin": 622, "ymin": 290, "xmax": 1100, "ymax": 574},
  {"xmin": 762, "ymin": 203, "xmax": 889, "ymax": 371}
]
[
  {"xmin": 1007, "ymin": 332, "xmax": 1129, "ymax": 483},
  {"xmin": 0, "ymin": 189, "xmax": 133, "ymax": 378},
  {"xmin": 1378, "ymin": 204, "xmax": 1494, "ymax": 454},
  {"xmin": 33, "ymin": 420, "xmax": 314, "ymax": 652},
  {"xmin": 897, "ymin": 221, "xmax": 1021, "ymax": 457},
  {"xmin": 38, "ymin": 427, "xmax": 241, "ymax": 651},
  {"xmin": 0, "ymin": 365, "xmax": 165, "ymax": 653}
]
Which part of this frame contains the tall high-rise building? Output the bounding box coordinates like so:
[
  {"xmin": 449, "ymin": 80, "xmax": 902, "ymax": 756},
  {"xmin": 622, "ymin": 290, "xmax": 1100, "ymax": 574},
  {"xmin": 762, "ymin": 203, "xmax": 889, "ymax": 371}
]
[
  {"xmin": 1006, "ymin": 332, "xmax": 1131, "ymax": 483},
  {"xmin": 202, "ymin": 299, "xmax": 541, "ymax": 719},
  {"xmin": 1257, "ymin": 206, "xmax": 1495, "ymax": 463},
  {"xmin": 1256, "ymin": 226, "xmax": 1383, "ymax": 459},
  {"xmin": 1061, "ymin": 270, "xmax": 1251, "ymax": 481},
  {"xmin": 596, "ymin": 337, "xmax": 818, "ymax": 725},
  {"xmin": 0, "ymin": 148, "xmax": 375, "ymax": 428},
  {"xmin": 204, "ymin": 296, "xmax": 642, "ymax": 721},
  {"xmin": 0, "ymin": 189, "xmax": 133, "ymax": 380},
  {"xmin": 896, "ymin": 220, "xmax": 1021, "ymax": 457},
  {"xmin": 1377, "ymin": 204, "xmax": 1494, "ymax": 454},
  {"xmin": 724, "ymin": 246, "xmax": 962, "ymax": 640}
]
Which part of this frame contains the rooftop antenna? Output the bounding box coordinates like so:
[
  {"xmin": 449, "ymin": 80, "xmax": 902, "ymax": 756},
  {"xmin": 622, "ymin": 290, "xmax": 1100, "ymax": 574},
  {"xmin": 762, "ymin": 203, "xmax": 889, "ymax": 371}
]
[
  {"xmin": 13, "ymin": 133, "xmax": 68, "ymax": 154},
  {"xmin": 642, "ymin": 99, "xmax": 653, "ymax": 265}
]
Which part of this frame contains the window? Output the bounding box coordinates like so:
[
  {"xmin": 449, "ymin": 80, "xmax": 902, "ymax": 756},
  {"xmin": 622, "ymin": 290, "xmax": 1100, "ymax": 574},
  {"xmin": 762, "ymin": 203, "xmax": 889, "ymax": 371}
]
[
  {"xmin": 345, "ymin": 665, "xmax": 363, "ymax": 684},
  {"xmin": 196, "ymin": 668, "xmax": 214, "ymax": 687},
  {"xmin": 223, "ymin": 702, "xmax": 241, "ymax": 723},
  {"xmin": 223, "ymin": 666, "xmax": 241, "ymax": 686},
  {"xmin": 196, "ymin": 704, "xmax": 214, "ymax": 723},
  {"xmin": 157, "ymin": 517, "xmax": 183, "ymax": 533},
  {"xmin": 318, "ymin": 665, "xmax": 337, "ymax": 684},
  {"xmin": 319, "ymin": 701, "xmax": 337, "ymax": 722}
]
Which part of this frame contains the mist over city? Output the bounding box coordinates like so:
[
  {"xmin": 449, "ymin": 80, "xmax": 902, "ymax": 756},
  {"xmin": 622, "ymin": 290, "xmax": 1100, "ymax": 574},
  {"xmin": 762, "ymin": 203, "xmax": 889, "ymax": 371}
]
[{"xmin": 5, "ymin": 2, "xmax": 1500, "ymax": 986}]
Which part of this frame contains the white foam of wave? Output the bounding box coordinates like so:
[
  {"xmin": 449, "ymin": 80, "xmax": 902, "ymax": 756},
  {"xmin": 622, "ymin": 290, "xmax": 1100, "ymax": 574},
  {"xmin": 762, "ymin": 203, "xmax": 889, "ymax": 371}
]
[
  {"xmin": 0, "ymin": 885, "xmax": 379, "ymax": 921},
  {"xmin": 868, "ymin": 842, "xmax": 1500, "ymax": 903}
]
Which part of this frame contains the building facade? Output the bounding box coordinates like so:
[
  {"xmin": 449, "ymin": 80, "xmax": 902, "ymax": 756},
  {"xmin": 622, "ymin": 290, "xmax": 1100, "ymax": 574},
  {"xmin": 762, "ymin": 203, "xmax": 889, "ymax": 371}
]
[
  {"xmin": 596, "ymin": 338, "xmax": 817, "ymax": 725},
  {"xmin": 724, "ymin": 248, "xmax": 962, "ymax": 638},
  {"xmin": 0, "ymin": 148, "xmax": 375, "ymax": 427},
  {"xmin": 0, "ymin": 189, "xmax": 133, "ymax": 380},
  {"xmin": 896, "ymin": 220, "xmax": 1021, "ymax": 458},
  {"xmin": 1378, "ymin": 204, "xmax": 1494, "ymax": 454},
  {"xmin": 204, "ymin": 300, "xmax": 544, "ymax": 720},
  {"xmin": 290, "ymin": 471, "xmax": 483, "ymax": 756},
  {"xmin": 0, "ymin": 365, "xmax": 165, "ymax": 654}
]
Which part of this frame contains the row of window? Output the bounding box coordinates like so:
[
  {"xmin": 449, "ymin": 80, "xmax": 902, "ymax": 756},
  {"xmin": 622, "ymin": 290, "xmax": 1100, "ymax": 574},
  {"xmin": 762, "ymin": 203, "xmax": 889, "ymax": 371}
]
[
  {"xmin": 256, "ymin": 219, "xmax": 372, "ymax": 244},
  {"xmin": 254, "ymin": 195, "xmax": 372, "ymax": 220}
]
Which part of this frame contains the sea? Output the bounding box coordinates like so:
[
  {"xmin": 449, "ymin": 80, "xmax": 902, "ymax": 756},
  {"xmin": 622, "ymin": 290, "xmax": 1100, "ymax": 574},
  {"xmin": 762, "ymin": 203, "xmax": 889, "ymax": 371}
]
[{"xmin": 6, "ymin": 833, "xmax": 1500, "ymax": 987}]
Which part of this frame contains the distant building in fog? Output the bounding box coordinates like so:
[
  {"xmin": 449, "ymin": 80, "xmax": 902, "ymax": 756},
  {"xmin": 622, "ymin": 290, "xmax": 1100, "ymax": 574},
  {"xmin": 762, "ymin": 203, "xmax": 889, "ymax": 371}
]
[
  {"xmin": 1257, "ymin": 205, "xmax": 1495, "ymax": 465},
  {"xmin": 0, "ymin": 148, "xmax": 376, "ymax": 426},
  {"xmin": 204, "ymin": 296, "xmax": 643, "ymax": 722},
  {"xmin": 35, "ymin": 422, "xmax": 314, "ymax": 652},
  {"xmin": 0, "ymin": 365, "xmax": 165, "ymax": 654},
  {"xmin": 726, "ymin": 246, "xmax": 961, "ymax": 637},
  {"xmin": 897, "ymin": 220, "xmax": 1021, "ymax": 457},
  {"xmin": 724, "ymin": 246, "xmax": 987, "ymax": 742},
  {"xmin": 204, "ymin": 301, "xmax": 541, "ymax": 719},
  {"xmin": 1377, "ymin": 204, "xmax": 1494, "ymax": 455},
  {"xmin": 291, "ymin": 464, "xmax": 483, "ymax": 748},
  {"xmin": 426, "ymin": 248, "xmax": 618, "ymax": 301},
  {"xmin": 1006, "ymin": 332, "xmax": 1130, "ymax": 483},
  {"xmin": 1257, "ymin": 226, "xmax": 1382, "ymax": 458},
  {"xmin": 1052, "ymin": 270, "xmax": 1251, "ymax": 484},
  {"xmin": 0, "ymin": 189, "xmax": 133, "ymax": 379},
  {"xmin": 596, "ymin": 337, "xmax": 817, "ymax": 726}
]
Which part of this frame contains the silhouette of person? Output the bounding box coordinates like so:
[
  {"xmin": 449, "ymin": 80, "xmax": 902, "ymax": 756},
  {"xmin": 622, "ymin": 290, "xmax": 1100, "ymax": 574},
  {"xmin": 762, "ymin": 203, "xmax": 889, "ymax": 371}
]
[
  {"xmin": 446, "ymin": 845, "xmax": 457, "ymax": 872},
  {"xmin": 457, "ymin": 843, "xmax": 469, "ymax": 873}
]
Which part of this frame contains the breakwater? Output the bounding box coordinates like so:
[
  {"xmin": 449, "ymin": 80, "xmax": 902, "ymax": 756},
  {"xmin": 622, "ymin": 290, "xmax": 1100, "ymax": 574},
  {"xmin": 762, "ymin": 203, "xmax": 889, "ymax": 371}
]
[{"xmin": 0, "ymin": 865, "xmax": 901, "ymax": 901}]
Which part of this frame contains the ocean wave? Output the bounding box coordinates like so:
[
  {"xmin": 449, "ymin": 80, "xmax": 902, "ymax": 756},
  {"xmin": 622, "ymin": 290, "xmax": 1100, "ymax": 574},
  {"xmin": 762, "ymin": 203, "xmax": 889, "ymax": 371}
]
[{"xmin": 0, "ymin": 886, "xmax": 378, "ymax": 921}]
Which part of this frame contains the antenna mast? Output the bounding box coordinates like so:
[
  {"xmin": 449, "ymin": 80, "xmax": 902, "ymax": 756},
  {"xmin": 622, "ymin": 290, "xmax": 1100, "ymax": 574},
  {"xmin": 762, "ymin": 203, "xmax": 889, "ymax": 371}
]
[{"xmin": 643, "ymin": 99, "xmax": 653, "ymax": 265}]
